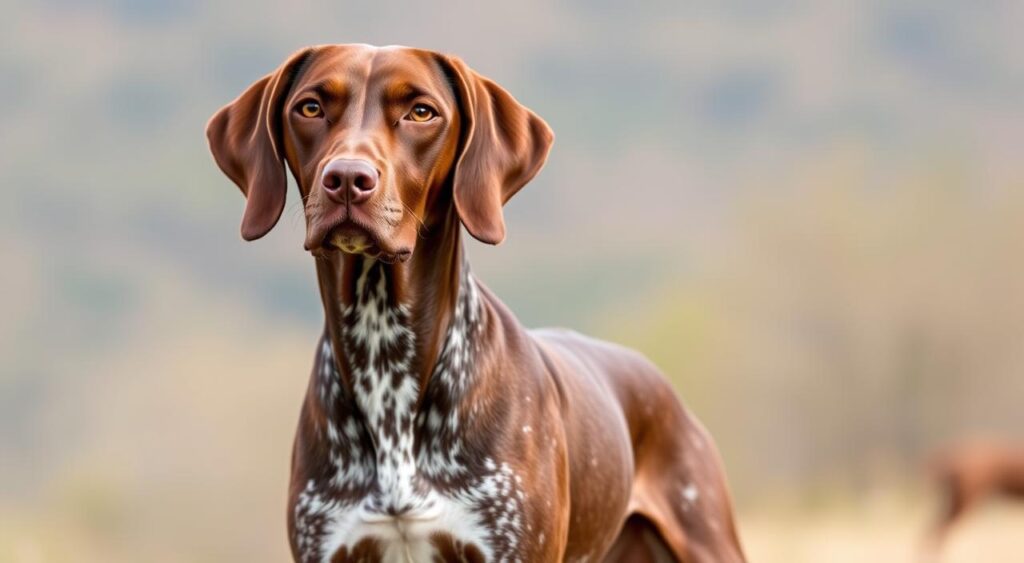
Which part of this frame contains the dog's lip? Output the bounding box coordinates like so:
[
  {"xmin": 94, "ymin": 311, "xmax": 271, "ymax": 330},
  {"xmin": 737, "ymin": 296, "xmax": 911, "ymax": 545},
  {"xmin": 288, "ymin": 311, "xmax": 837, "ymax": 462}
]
[
  {"xmin": 305, "ymin": 211, "xmax": 364, "ymax": 250},
  {"xmin": 309, "ymin": 218, "xmax": 375, "ymax": 251},
  {"xmin": 325, "ymin": 223, "xmax": 375, "ymax": 252},
  {"xmin": 307, "ymin": 218, "xmax": 413, "ymax": 263}
]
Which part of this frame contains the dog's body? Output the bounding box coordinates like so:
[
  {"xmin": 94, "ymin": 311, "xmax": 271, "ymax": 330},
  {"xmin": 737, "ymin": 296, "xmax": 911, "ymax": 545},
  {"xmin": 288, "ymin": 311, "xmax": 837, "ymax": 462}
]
[
  {"xmin": 289, "ymin": 257, "xmax": 742, "ymax": 562},
  {"xmin": 208, "ymin": 44, "xmax": 745, "ymax": 562},
  {"xmin": 923, "ymin": 440, "xmax": 1024, "ymax": 556}
]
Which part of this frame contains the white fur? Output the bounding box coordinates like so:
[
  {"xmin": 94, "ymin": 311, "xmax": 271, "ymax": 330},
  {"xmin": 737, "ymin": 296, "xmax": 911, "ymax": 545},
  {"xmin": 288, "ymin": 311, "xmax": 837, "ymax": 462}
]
[{"xmin": 297, "ymin": 262, "xmax": 525, "ymax": 562}]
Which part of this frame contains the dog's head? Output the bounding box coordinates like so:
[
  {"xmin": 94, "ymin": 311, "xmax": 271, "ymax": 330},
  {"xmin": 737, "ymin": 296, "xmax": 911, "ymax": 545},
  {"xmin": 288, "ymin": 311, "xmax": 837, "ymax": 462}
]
[{"xmin": 206, "ymin": 44, "xmax": 553, "ymax": 262}]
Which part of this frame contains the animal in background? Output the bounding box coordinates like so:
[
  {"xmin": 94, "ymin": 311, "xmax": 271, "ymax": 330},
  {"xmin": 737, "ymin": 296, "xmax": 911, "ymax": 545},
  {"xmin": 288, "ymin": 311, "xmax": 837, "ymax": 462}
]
[{"xmin": 922, "ymin": 439, "xmax": 1024, "ymax": 559}]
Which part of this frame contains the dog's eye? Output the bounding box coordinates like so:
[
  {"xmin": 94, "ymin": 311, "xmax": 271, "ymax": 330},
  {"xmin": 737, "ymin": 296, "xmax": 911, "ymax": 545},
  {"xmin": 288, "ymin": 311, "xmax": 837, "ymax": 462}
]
[
  {"xmin": 406, "ymin": 104, "xmax": 437, "ymax": 123},
  {"xmin": 298, "ymin": 101, "xmax": 323, "ymax": 118}
]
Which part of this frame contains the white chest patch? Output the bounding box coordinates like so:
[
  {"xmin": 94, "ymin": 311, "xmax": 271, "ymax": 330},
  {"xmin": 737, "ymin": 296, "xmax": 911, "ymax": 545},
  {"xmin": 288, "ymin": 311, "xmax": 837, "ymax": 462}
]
[{"xmin": 293, "ymin": 260, "xmax": 526, "ymax": 562}]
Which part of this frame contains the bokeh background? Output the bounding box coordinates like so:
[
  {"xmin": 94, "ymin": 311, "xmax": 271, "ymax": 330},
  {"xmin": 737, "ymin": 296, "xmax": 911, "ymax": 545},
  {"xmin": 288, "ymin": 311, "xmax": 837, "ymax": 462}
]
[{"xmin": 3, "ymin": 1, "xmax": 1024, "ymax": 561}]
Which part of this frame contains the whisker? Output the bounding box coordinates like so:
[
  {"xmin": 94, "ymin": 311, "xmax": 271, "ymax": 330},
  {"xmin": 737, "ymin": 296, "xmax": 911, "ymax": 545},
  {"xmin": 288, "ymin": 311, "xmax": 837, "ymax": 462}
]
[
  {"xmin": 399, "ymin": 201, "xmax": 428, "ymax": 238},
  {"xmin": 287, "ymin": 201, "xmax": 306, "ymax": 227}
]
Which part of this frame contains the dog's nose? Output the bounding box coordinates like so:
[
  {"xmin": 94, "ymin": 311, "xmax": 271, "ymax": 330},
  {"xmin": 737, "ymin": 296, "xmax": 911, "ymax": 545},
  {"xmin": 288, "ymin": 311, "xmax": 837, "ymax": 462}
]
[{"xmin": 321, "ymin": 159, "xmax": 379, "ymax": 205}]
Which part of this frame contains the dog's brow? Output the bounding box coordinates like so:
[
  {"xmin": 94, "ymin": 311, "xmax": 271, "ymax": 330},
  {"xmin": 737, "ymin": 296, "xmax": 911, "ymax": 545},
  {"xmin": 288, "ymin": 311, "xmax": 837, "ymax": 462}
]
[
  {"xmin": 383, "ymin": 81, "xmax": 430, "ymax": 105},
  {"xmin": 300, "ymin": 78, "xmax": 347, "ymax": 100}
]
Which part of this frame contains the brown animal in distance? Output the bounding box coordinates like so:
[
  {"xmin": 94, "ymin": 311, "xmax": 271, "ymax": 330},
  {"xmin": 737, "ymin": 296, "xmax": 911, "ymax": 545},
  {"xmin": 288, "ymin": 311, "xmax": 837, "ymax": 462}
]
[
  {"xmin": 207, "ymin": 43, "xmax": 746, "ymax": 562},
  {"xmin": 923, "ymin": 440, "xmax": 1024, "ymax": 557}
]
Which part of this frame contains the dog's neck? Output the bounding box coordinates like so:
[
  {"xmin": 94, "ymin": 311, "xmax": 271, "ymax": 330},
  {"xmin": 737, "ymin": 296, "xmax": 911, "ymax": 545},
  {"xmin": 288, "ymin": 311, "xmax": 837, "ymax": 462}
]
[
  {"xmin": 302, "ymin": 210, "xmax": 527, "ymax": 553},
  {"xmin": 314, "ymin": 208, "xmax": 473, "ymax": 390},
  {"xmin": 311, "ymin": 208, "xmax": 488, "ymax": 483}
]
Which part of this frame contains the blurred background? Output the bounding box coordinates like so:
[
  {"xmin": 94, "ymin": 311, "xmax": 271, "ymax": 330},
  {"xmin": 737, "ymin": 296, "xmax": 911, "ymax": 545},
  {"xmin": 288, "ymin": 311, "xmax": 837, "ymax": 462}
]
[{"xmin": 3, "ymin": 0, "xmax": 1024, "ymax": 561}]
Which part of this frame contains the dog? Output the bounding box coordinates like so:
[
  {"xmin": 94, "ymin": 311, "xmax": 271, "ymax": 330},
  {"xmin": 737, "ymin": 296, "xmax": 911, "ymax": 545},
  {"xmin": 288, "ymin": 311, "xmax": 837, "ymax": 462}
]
[
  {"xmin": 207, "ymin": 44, "xmax": 746, "ymax": 563},
  {"xmin": 922, "ymin": 440, "xmax": 1024, "ymax": 558}
]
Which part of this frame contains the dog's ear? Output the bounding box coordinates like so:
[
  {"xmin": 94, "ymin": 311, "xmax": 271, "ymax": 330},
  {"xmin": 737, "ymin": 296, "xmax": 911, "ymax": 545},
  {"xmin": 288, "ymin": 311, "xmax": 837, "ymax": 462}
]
[
  {"xmin": 438, "ymin": 55, "xmax": 554, "ymax": 245},
  {"xmin": 206, "ymin": 48, "xmax": 314, "ymax": 241}
]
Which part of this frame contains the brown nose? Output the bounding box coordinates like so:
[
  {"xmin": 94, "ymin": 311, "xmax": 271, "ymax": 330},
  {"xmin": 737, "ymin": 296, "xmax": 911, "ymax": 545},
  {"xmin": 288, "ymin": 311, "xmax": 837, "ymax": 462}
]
[{"xmin": 321, "ymin": 159, "xmax": 379, "ymax": 205}]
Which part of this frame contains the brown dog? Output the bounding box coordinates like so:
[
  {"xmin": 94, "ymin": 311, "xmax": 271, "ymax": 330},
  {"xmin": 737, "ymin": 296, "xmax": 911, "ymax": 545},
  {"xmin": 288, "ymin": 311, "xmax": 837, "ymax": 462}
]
[
  {"xmin": 923, "ymin": 440, "xmax": 1024, "ymax": 556},
  {"xmin": 207, "ymin": 44, "xmax": 745, "ymax": 562}
]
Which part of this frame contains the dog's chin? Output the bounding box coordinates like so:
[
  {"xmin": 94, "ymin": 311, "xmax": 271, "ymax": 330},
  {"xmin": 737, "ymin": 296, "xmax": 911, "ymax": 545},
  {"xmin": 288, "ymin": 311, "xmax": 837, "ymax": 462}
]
[{"xmin": 314, "ymin": 223, "xmax": 413, "ymax": 264}]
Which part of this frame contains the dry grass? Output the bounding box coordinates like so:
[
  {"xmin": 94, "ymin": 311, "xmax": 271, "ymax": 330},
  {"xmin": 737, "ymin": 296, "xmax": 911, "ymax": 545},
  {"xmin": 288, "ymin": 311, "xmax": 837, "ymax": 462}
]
[{"xmin": 741, "ymin": 496, "xmax": 1024, "ymax": 563}]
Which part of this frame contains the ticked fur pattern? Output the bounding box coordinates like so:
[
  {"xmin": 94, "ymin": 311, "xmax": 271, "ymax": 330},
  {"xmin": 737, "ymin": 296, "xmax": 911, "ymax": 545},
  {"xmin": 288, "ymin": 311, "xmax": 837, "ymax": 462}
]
[{"xmin": 294, "ymin": 257, "xmax": 525, "ymax": 562}]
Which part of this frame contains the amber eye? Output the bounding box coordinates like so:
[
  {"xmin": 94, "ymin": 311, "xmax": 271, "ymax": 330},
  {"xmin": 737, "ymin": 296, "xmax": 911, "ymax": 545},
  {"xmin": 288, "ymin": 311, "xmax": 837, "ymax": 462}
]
[
  {"xmin": 298, "ymin": 100, "xmax": 322, "ymax": 118},
  {"xmin": 407, "ymin": 104, "xmax": 437, "ymax": 122}
]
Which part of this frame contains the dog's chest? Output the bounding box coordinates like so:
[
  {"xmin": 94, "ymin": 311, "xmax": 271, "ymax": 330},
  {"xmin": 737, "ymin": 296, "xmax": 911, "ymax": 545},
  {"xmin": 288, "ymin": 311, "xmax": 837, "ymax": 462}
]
[
  {"xmin": 294, "ymin": 464, "xmax": 523, "ymax": 563},
  {"xmin": 293, "ymin": 261, "xmax": 527, "ymax": 563}
]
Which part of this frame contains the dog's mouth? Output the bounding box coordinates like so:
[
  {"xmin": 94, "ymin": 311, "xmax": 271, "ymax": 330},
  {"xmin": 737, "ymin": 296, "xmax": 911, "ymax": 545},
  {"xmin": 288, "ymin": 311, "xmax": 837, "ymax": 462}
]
[
  {"xmin": 325, "ymin": 223, "xmax": 375, "ymax": 254},
  {"xmin": 309, "ymin": 220, "xmax": 412, "ymax": 264}
]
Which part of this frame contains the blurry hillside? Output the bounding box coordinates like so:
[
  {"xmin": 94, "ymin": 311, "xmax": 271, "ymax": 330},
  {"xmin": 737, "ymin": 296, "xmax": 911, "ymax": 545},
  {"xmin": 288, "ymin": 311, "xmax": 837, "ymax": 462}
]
[{"xmin": 2, "ymin": 0, "xmax": 1024, "ymax": 561}]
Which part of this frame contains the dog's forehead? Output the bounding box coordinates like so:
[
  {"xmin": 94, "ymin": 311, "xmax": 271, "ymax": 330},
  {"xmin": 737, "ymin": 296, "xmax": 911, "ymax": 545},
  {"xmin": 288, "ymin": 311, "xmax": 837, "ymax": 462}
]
[{"xmin": 296, "ymin": 44, "xmax": 448, "ymax": 95}]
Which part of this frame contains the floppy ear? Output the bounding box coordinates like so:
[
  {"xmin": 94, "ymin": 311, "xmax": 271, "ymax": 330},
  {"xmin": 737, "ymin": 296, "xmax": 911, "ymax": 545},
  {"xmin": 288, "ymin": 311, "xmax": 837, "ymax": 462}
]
[
  {"xmin": 206, "ymin": 48, "xmax": 314, "ymax": 241},
  {"xmin": 439, "ymin": 55, "xmax": 554, "ymax": 245}
]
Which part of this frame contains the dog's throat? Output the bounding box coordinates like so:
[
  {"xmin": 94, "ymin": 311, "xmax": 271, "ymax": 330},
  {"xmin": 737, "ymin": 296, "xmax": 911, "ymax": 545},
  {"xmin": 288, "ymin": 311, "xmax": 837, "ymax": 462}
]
[
  {"xmin": 320, "ymin": 256, "xmax": 483, "ymax": 500},
  {"xmin": 298, "ymin": 256, "xmax": 527, "ymax": 562}
]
